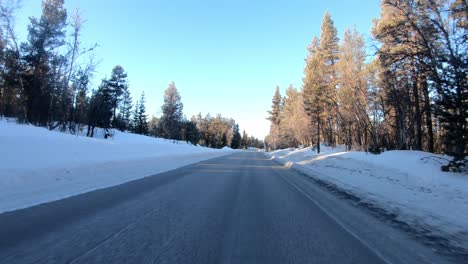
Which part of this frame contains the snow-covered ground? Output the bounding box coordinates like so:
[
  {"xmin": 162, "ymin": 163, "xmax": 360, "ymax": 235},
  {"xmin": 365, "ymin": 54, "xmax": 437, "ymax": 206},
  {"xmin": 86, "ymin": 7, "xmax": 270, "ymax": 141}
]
[
  {"xmin": 267, "ymin": 145, "xmax": 468, "ymax": 251},
  {"xmin": 0, "ymin": 119, "xmax": 234, "ymax": 213}
]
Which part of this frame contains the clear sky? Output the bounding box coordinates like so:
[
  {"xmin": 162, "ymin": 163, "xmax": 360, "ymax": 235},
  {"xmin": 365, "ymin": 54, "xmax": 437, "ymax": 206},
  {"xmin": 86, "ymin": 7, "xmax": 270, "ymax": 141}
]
[{"xmin": 14, "ymin": 0, "xmax": 381, "ymax": 139}]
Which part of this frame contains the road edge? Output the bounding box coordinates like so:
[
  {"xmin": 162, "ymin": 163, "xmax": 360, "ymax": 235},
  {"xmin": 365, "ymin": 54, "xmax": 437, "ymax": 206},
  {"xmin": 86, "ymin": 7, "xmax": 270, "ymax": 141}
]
[{"xmin": 265, "ymin": 152, "xmax": 468, "ymax": 259}]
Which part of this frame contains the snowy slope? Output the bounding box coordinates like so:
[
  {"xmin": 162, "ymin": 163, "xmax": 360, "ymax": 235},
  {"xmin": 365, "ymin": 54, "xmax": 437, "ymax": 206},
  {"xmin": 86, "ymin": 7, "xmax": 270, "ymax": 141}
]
[
  {"xmin": 0, "ymin": 119, "xmax": 234, "ymax": 213},
  {"xmin": 267, "ymin": 146, "xmax": 468, "ymax": 252}
]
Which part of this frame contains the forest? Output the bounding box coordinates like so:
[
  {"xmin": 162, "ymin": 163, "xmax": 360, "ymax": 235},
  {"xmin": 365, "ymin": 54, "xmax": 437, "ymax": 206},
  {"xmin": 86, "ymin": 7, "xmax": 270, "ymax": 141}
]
[
  {"xmin": 0, "ymin": 0, "xmax": 263, "ymax": 150},
  {"xmin": 266, "ymin": 0, "xmax": 466, "ymax": 171},
  {"xmin": 0, "ymin": 0, "xmax": 465, "ymax": 166}
]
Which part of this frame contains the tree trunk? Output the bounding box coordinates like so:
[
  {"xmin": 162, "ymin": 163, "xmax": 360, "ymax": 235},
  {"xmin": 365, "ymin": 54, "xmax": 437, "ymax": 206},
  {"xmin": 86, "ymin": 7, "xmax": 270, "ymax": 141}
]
[
  {"xmin": 412, "ymin": 67, "xmax": 422, "ymax": 150},
  {"xmin": 421, "ymin": 75, "xmax": 434, "ymax": 153},
  {"xmin": 317, "ymin": 116, "xmax": 321, "ymax": 154}
]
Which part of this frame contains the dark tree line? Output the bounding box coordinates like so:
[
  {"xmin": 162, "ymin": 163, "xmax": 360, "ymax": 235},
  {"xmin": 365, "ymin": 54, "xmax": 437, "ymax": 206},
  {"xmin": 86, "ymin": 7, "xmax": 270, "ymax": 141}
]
[
  {"xmin": 0, "ymin": 0, "xmax": 100, "ymax": 132},
  {"xmin": 0, "ymin": 0, "xmax": 259, "ymax": 149},
  {"xmin": 267, "ymin": 1, "xmax": 466, "ymax": 171}
]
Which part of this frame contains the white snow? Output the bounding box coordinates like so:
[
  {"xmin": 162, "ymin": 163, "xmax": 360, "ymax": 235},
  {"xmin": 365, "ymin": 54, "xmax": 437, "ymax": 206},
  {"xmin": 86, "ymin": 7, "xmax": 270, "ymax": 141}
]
[
  {"xmin": 0, "ymin": 119, "xmax": 234, "ymax": 213},
  {"xmin": 267, "ymin": 145, "xmax": 468, "ymax": 250}
]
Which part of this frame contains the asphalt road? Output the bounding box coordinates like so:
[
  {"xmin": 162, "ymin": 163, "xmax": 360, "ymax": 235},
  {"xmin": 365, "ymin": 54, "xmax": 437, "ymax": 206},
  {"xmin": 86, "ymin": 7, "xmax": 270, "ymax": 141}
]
[{"xmin": 0, "ymin": 152, "xmax": 452, "ymax": 263}]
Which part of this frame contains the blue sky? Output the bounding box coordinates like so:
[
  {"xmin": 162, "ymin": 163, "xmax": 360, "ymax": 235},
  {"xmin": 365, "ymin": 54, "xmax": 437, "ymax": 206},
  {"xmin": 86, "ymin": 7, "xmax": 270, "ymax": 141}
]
[{"xmin": 14, "ymin": 0, "xmax": 381, "ymax": 138}]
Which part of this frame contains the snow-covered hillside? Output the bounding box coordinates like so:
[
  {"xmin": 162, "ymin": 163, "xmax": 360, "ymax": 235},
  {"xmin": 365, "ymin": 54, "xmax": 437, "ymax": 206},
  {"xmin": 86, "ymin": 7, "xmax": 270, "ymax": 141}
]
[
  {"xmin": 267, "ymin": 146, "xmax": 468, "ymax": 252},
  {"xmin": 0, "ymin": 119, "xmax": 234, "ymax": 213}
]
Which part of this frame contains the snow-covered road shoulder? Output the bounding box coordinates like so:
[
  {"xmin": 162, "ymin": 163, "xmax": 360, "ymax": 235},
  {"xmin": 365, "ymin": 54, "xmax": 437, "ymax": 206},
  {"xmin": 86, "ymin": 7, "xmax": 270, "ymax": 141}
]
[
  {"xmin": 267, "ymin": 146, "xmax": 468, "ymax": 253},
  {"xmin": 0, "ymin": 120, "xmax": 234, "ymax": 213}
]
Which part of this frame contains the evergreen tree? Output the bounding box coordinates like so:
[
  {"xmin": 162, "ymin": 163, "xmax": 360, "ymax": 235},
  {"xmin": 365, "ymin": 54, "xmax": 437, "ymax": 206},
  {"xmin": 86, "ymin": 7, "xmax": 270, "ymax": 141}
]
[
  {"xmin": 266, "ymin": 86, "xmax": 282, "ymax": 150},
  {"xmin": 22, "ymin": 0, "xmax": 67, "ymax": 125},
  {"xmin": 336, "ymin": 27, "xmax": 369, "ymax": 151},
  {"xmin": 303, "ymin": 37, "xmax": 325, "ymax": 153},
  {"xmin": 2, "ymin": 47, "xmax": 25, "ymax": 118},
  {"xmin": 69, "ymin": 68, "xmax": 91, "ymax": 132},
  {"xmin": 148, "ymin": 115, "xmax": 159, "ymax": 137},
  {"xmin": 159, "ymin": 81, "xmax": 183, "ymax": 140},
  {"xmin": 231, "ymin": 124, "xmax": 242, "ymax": 149},
  {"xmin": 87, "ymin": 81, "xmax": 113, "ymax": 137},
  {"xmin": 193, "ymin": 113, "xmax": 237, "ymax": 148},
  {"xmin": 182, "ymin": 120, "xmax": 200, "ymax": 145},
  {"xmin": 282, "ymin": 85, "xmax": 311, "ymax": 147},
  {"xmin": 242, "ymin": 130, "xmax": 248, "ymax": 149},
  {"xmin": 320, "ymin": 12, "xmax": 340, "ymax": 69},
  {"xmin": 319, "ymin": 11, "xmax": 340, "ymax": 147},
  {"xmin": 0, "ymin": 0, "xmax": 30, "ymax": 121},
  {"xmin": 1, "ymin": 1, "xmax": 95, "ymax": 129},
  {"xmin": 105, "ymin": 65, "xmax": 128, "ymax": 128},
  {"xmin": 131, "ymin": 99, "xmax": 139, "ymax": 132},
  {"xmin": 134, "ymin": 92, "xmax": 148, "ymax": 135},
  {"xmin": 117, "ymin": 83, "xmax": 132, "ymax": 131},
  {"xmin": 373, "ymin": 0, "xmax": 467, "ymax": 168},
  {"xmin": 0, "ymin": 24, "xmax": 5, "ymax": 116}
]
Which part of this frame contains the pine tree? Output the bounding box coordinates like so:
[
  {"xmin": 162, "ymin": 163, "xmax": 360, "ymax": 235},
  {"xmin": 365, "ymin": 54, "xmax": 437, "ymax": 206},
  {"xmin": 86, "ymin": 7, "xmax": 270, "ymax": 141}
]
[
  {"xmin": 303, "ymin": 37, "xmax": 326, "ymax": 153},
  {"xmin": 132, "ymin": 99, "xmax": 139, "ymax": 133},
  {"xmin": 373, "ymin": 0, "xmax": 467, "ymax": 168},
  {"xmin": 1, "ymin": 2, "xmax": 29, "ymax": 121},
  {"xmin": 159, "ymin": 81, "xmax": 183, "ymax": 140},
  {"xmin": 266, "ymin": 86, "xmax": 282, "ymax": 150},
  {"xmin": 105, "ymin": 65, "xmax": 128, "ymax": 128},
  {"xmin": 117, "ymin": 83, "xmax": 132, "ymax": 131},
  {"xmin": 87, "ymin": 81, "xmax": 113, "ymax": 137},
  {"xmin": 336, "ymin": 27, "xmax": 369, "ymax": 151},
  {"xmin": 282, "ymin": 85, "xmax": 311, "ymax": 147},
  {"xmin": 68, "ymin": 68, "xmax": 91, "ymax": 132},
  {"xmin": 204, "ymin": 114, "xmax": 230, "ymax": 148},
  {"xmin": 231, "ymin": 124, "xmax": 242, "ymax": 149},
  {"xmin": 319, "ymin": 11, "xmax": 340, "ymax": 147},
  {"xmin": 148, "ymin": 115, "xmax": 159, "ymax": 137},
  {"xmin": 242, "ymin": 130, "xmax": 248, "ymax": 149},
  {"xmin": 22, "ymin": 0, "xmax": 67, "ymax": 126},
  {"xmin": 320, "ymin": 12, "xmax": 340, "ymax": 67},
  {"xmin": 0, "ymin": 24, "xmax": 5, "ymax": 115},
  {"xmin": 182, "ymin": 120, "xmax": 200, "ymax": 145},
  {"xmin": 134, "ymin": 92, "xmax": 148, "ymax": 135}
]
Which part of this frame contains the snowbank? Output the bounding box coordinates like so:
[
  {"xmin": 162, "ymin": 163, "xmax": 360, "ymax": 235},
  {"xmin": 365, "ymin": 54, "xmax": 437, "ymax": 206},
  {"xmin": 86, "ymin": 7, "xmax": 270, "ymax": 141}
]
[
  {"xmin": 0, "ymin": 120, "xmax": 234, "ymax": 213},
  {"xmin": 267, "ymin": 145, "xmax": 468, "ymax": 251}
]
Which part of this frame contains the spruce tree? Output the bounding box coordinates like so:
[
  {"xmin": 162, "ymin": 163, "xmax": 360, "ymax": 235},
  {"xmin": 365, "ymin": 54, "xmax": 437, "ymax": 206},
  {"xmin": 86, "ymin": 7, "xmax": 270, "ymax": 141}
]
[
  {"xmin": 159, "ymin": 82, "xmax": 183, "ymax": 140},
  {"xmin": 182, "ymin": 120, "xmax": 200, "ymax": 145},
  {"xmin": 87, "ymin": 82, "xmax": 113, "ymax": 137},
  {"xmin": 231, "ymin": 124, "xmax": 242, "ymax": 149},
  {"xmin": 135, "ymin": 92, "xmax": 148, "ymax": 135},
  {"xmin": 105, "ymin": 65, "xmax": 128, "ymax": 128},
  {"xmin": 132, "ymin": 99, "xmax": 139, "ymax": 133},
  {"xmin": 319, "ymin": 11, "xmax": 340, "ymax": 147},
  {"xmin": 266, "ymin": 86, "xmax": 282, "ymax": 149},
  {"xmin": 118, "ymin": 83, "xmax": 132, "ymax": 131}
]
